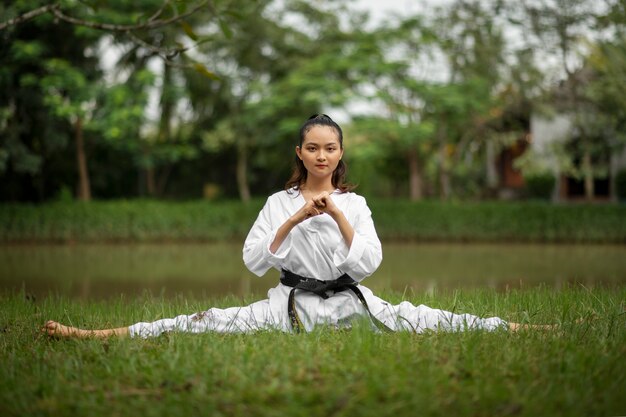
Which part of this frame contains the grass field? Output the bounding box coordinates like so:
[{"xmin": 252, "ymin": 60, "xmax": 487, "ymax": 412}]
[{"xmin": 1, "ymin": 286, "xmax": 625, "ymax": 417}]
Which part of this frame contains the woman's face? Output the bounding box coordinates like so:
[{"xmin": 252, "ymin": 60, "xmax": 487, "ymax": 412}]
[{"xmin": 296, "ymin": 125, "xmax": 344, "ymax": 181}]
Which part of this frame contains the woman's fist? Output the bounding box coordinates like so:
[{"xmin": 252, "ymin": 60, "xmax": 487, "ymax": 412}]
[
  {"xmin": 311, "ymin": 191, "xmax": 339, "ymax": 218},
  {"xmin": 291, "ymin": 199, "xmax": 323, "ymax": 224}
]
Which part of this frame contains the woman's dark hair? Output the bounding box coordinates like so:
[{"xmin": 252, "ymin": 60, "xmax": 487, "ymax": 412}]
[{"xmin": 285, "ymin": 114, "xmax": 355, "ymax": 193}]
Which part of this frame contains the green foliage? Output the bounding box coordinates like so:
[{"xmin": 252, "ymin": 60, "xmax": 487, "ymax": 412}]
[
  {"xmin": 1, "ymin": 199, "xmax": 625, "ymax": 243},
  {"xmin": 0, "ymin": 2, "xmax": 101, "ymax": 200},
  {"xmin": 2, "ymin": 0, "xmax": 626, "ymax": 203},
  {"xmin": 0, "ymin": 199, "xmax": 265, "ymax": 242},
  {"xmin": 41, "ymin": 58, "xmax": 93, "ymax": 119},
  {"xmin": 1, "ymin": 287, "xmax": 625, "ymax": 416},
  {"xmin": 616, "ymin": 169, "xmax": 626, "ymax": 201},
  {"xmin": 368, "ymin": 200, "xmax": 626, "ymax": 243},
  {"xmin": 524, "ymin": 173, "xmax": 555, "ymax": 200}
]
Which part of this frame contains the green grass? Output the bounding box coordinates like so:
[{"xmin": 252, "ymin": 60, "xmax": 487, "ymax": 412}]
[
  {"xmin": 1, "ymin": 287, "xmax": 625, "ymax": 417},
  {"xmin": 1, "ymin": 198, "xmax": 626, "ymax": 243}
]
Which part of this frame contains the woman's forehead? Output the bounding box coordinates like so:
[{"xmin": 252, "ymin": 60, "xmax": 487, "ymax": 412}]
[{"xmin": 302, "ymin": 125, "xmax": 340, "ymax": 145}]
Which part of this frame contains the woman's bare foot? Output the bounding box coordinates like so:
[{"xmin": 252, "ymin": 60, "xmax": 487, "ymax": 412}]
[
  {"xmin": 43, "ymin": 320, "xmax": 90, "ymax": 338},
  {"xmin": 43, "ymin": 320, "xmax": 129, "ymax": 339},
  {"xmin": 508, "ymin": 322, "xmax": 556, "ymax": 331}
]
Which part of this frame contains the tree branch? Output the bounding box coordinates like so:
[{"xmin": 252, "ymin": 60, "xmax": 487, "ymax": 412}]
[
  {"xmin": 0, "ymin": 0, "xmax": 219, "ymax": 76},
  {"xmin": 50, "ymin": 1, "xmax": 209, "ymax": 31},
  {"xmin": 0, "ymin": 4, "xmax": 59, "ymax": 31},
  {"xmin": 125, "ymin": 31, "xmax": 191, "ymax": 61},
  {"xmin": 0, "ymin": 1, "xmax": 211, "ymax": 32},
  {"xmin": 148, "ymin": 0, "xmax": 172, "ymax": 23}
]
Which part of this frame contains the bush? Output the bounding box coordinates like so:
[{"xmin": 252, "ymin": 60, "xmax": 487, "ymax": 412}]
[
  {"xmin": 524, "ymin": 173, "xmax": 555, "ymax": 200},
  {"xmin": 1, "ymin": 199, "xmax": 625, "ymax": 243},
  {"xmin": 369, "ymin": 200, "xmax": 626, "ymax": 243},
  {"xmin": 616, "ymin": 169, "xmax": 626, "ymax": 202}
]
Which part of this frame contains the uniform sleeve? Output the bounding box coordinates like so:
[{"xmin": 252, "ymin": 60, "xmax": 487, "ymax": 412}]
[
  {"xmin": 242, "ymin": 196, "xmax": 293, "ymax": 277},
  {"xmin": 332, "ymin": 195, "xmax": 382, "ymax": 282}
]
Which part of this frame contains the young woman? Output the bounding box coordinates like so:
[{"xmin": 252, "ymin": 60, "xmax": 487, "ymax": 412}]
[{"xmin": 44, "ymin": 114, "xmax": 534, "ymax": 338}]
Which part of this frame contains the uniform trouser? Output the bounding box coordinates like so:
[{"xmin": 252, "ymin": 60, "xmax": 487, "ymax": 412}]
[{"xmin": 127, "ymin": 295, "xmax": 507, "ymax": 338}]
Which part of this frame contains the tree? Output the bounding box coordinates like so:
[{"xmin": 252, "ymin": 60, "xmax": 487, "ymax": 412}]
[
  {"xmin": 195, "ymin": 0, "xmax": 360, "ymax": 201},
  {"xmin": 0, "ymin": 0, "xmax": 224, "ymax": 201},
  {"xmin": 427, "ymin": 0, "xmax": 507, "ymax": 199},
  {"xmin": 354, "ymin": 1, "xmax": 507, "ymax": 200},
  {"xmin": 508, "ymin": 0, "xmax": 603, "ymax": 200},
  {"xmin": 0, "ymin": 7, "xmax": 101, "ymax": 201},
  {"xmin": 341, "ymin": 17, "xmax": 440, "ymax": 201},
  {"xmin": 0, "ymin": 0, "xmax": 216, "ymax": 73},
  {"xmin": 39, "ymin": 59, "xmax": 99, "ymax": 200}
]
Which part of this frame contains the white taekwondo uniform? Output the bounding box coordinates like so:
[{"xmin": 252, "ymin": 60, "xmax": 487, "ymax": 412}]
[{"xmin": 128, "ymin": 190, "xmax": 506, "ymax": 338}]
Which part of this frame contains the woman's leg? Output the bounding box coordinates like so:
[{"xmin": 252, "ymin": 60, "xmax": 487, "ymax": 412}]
[
  {"xmin": 43, "ymin": 320, "xmax": 129, "ymax": 339},
  {"xmin": 364, "ymin": 291, "xmax": 556, "ymax": 333},
  {"xmin": 372, "ymin": 300, "xmax": 508, "ymax": 332},
  {"xmin": 44, "ymin": 298, "xmax": 279, "ymax": 339},
  {"xmin": 128, "ymin": 299, "xmax": 278, "ymax": 338}
]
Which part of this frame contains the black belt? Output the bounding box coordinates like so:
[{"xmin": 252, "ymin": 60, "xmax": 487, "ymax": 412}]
[{"xmin": 280, "ymin": 269, "xmax": 392, "ymax": 333}]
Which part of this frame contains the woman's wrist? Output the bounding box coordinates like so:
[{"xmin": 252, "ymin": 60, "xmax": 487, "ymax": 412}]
[
  {"xmin": 270, "ymin": 218, "xmax": 297, "ymax": 254},
  {"xmin": 327, "ymin": 207, "xmax": 342, "ymax": 221},
  {"xmin": 287, "ymin": 215, "xmax": 301, "ymax": 227}
]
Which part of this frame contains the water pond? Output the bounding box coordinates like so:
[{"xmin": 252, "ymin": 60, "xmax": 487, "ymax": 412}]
[{"xmin": 1, "ymin": 243, "xmax": 625, "ymax": 300}]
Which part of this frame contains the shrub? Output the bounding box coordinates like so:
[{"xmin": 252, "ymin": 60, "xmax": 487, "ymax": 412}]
[
  {"xmin": 616, "ymin": 169, "xmax": 626, "ymax": 202},
  {"xmin": 1, "ymin": 199, "xmax": 625, "ymax": 243},
  {"xmin": 524, "ymin": 173, "xmax": 555, "ymax": 200}
]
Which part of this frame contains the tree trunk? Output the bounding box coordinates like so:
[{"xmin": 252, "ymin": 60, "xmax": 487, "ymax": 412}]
[
  {"xmin": 582, "ymin": 150, "xmax": 594, "ymax": 200},
  {"xmin": 237, "ymin": 141, "xmax": 251, "ymax": 203},
  {"xmin": 609, "ymin": 153, "xmax": 618, "ymax": 202},
  {"xmin": 146, "ymin": 166, "xmax": 156, "ymax": 196},
  {"xmin": 75, "ymin": 116, "xmax": 91, "ymax": 201},
  {"xmin": 437, "ymin": 125, "xmax": 451, "ymax": 200},
  {"xmin": 408, "ymin": 146, "xmax": 423, "ymax": 201},
  {"xmin": 156, "ymin": 164, "xmax": 172, "ymax": 196},
  {"xmin": 158, "ymin": 63, "xmax": 173, "ymax": 142},
  {"xmin": 485, "ymin": 140, "xmax": 498, "ymax": 189},
  {"xmin": 146, "ymin": 61, "xmax": 174, "ymax": 198}
]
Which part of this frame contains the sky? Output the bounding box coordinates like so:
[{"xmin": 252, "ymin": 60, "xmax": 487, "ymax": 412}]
[
  {"xmin": 352, "ymin": 0, "xmax": 451, "ymax": 27},
  {"xmin": 353, "ymin": 0, "xmax": 419, "ymax": 25}
]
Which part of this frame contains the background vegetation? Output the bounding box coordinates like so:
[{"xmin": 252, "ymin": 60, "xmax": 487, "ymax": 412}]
[
  {"xmin": 1, "ymin": 199, "xmax": 626, "ymax": 243},
  {"xmin": 2, "ymin": 0, "xmax": 626, "ymax": 203}
]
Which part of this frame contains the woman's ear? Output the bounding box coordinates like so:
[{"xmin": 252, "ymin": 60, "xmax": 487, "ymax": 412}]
[{"xmin": 295, "ymin": 146, "xmax": 302, "ymax": 160}]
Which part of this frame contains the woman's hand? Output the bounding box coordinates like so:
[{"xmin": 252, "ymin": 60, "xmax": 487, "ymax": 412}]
[
  {"xmin": 290, "ymin": 199, "xmax": 323, "ymax": 225},
  {"xmin": 311, "ymin": 191, "xmax": 354, "ymax": 247},
  {"xmin": 272, "ymin": 191, "xmax": 353, "ymax": 253},
  {"xmin": 311, "ymin": 191, "xmax": 340, "ymax": 219},
  {"xmin": 270, "ymin": 201, "xmax": 322, "ymax": 253}
]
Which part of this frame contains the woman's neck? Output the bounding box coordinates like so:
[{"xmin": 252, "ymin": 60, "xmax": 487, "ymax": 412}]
[{"xmin": 301, "ymin": 177, "xmax": 335, "ymax": 194}]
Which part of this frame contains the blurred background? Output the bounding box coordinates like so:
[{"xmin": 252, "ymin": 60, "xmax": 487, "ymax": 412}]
[
  {"xmin": 1, "ymin": 0, "xmax": 625, "ymax": 299},
  {"xmin": 2, "ymin": 0, "xmax": 626, "ymax": 203}
]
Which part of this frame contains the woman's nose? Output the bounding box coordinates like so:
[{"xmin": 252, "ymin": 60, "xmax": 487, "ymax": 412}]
[{"xmin": 317, "ymin": 151, "xmax": 326, "ymax": 161}]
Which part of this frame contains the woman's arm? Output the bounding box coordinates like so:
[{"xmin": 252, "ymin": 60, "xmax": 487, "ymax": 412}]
[
  {"xmin": 269, "ymin": 199, "xmax": 323, "ymax": 253},
  {"xmin": 311, "ymin": 191, "xmax": 354, "ymax": 247},
  {"xmin": 243, "ymin": 197, "xmax": 288, "ymax": 276},
  {"xmin": 313, "ymin": 193, "xmax": 382, "ymax": 282},
  {"xmin": 244, "ymin": 194, "xmax": 326, "ymax": 276}
]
